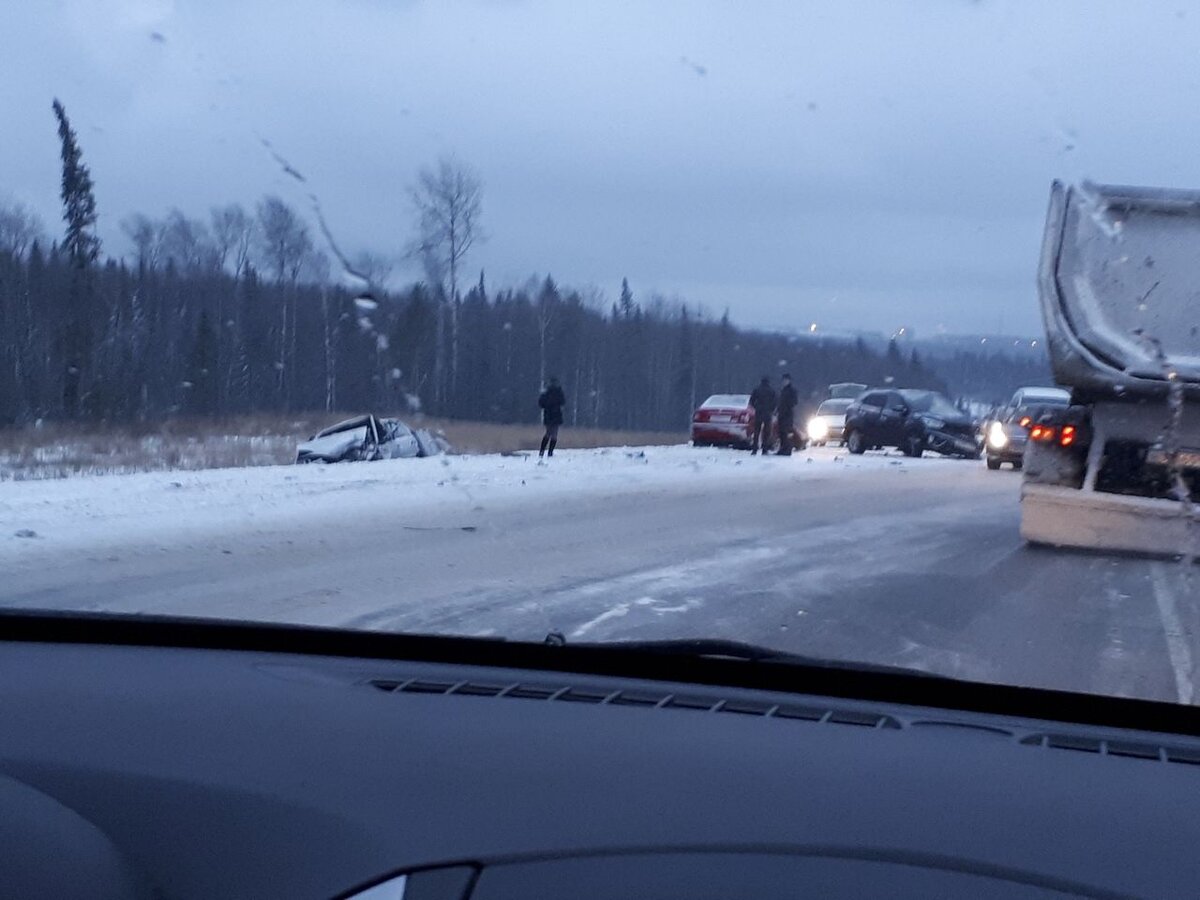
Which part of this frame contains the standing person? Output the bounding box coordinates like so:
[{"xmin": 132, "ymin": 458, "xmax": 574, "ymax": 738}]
[
  {"xmin": 538, "ymin": 376, "xmax": 566, "ymax": 458},
  {"xmin": 748, "ymin": 376, "xmax": 776, "ymax": 455},
  {"xmin": 776, "ymin": 373, "xmax": 799, "ymax": 456}
]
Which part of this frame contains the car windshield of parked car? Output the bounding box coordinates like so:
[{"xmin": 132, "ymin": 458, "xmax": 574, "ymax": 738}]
[
  {"xmin": 897, "ymin": 391, "xmax": 962, "ymax": 420},
  {"xmin": 1021, "ymin": 393, "xmax": 1070, "ymax": 408},
  {"xmin": 816, "ymin": 400, "xmax": 852, "ymax": 416},
  {"xmin": 702, "ymin": 395, "xmax": 751, "ymax": 409},
  {"xmin": 2, "ymin": 1, "xmax": 1198, "ymax": 707}
]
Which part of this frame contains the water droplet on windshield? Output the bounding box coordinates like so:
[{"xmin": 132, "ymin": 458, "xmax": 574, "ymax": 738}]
[{"xmin": 1078, "ymin": 182, "xmax": 1126, "ymax": 240}]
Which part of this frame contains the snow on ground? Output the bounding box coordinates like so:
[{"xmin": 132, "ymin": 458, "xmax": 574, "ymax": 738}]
[
  {"xmin": 0, "ymin": 433, "xmax": 297, "ymax": 481},
  {"xmin": 0, "ymin": 444, "xmax": 969, "ymax": 565}
]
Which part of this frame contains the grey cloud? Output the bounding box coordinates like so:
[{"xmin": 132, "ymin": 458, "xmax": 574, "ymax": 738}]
[{"xmin": 2, "ymin": 0, "xmax": 1199, "ymax": 337}]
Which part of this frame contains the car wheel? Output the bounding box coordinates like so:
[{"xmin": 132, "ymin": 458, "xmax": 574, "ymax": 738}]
[
  {"xmin": 692, "ymin": 440, "xmax": 710, "ymax": 448},
  {"xmin": 846, "ymin": 429, "xmax": 866, "ymax": 455},
  {"xmin": 986, "ymin": 457, "xmax": 1001, "ymax": 470},
  {"xmin": 902, "ymin": 435, "xmax": 925, "ymax": 458},
  {"xmin": 1012, "ymin": 460, "xmax": 1023, "ymax": 471}
]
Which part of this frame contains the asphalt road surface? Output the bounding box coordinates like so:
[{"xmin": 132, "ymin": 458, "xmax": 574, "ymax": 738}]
[{"xmin": 3, "ymin": 453, "xmax": 1196, "ymax": 704}]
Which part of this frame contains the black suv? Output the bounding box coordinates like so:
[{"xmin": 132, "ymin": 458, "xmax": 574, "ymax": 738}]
[{"xmin": 843, "ymin": 389, "xmax": 983, "ymax": 459}]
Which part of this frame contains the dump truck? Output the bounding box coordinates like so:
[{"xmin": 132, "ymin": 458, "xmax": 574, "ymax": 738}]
[{"xmin": 1020, "ymin": 180, "xmax": 1200, "ymax": 556}]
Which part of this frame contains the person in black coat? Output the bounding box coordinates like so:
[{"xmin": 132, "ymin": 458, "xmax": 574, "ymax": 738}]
[
  {"xmin": 538, "ymin": 376, "xmax": 566, "ymax": 458},
  {"xmin": 776, "ymin": 373, "xmax": 799, "ymax": 456},
  {"xmin": 748, "ymin": 376, "xmax": 776, "ymax": 455}
]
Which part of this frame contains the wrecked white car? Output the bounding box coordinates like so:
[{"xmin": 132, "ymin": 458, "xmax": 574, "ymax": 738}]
[{"xmin": 295, "ymin": 415, "xmax": 449, "ymax": 464}]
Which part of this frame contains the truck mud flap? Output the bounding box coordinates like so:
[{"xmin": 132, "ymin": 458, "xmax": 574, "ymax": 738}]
[{"xmin": 1021, "ymin": 483, "xmax": 1197, "ymax": 557}]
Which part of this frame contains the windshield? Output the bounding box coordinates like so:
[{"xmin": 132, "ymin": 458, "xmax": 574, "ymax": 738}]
[
  {"xmin": 702, "ymin": 395, "xmax": 751, "ymax": 409},
  {"xmin": 816, "ymin": 400, "xmax": 852, "ymax": 416},
  {"xmin": 2, "ymin": 1, "xmax": 1197, "ymax": 708},
  {"xmin": 897, "ymin": 391, "xmax": 962, "ymax": 419},
  {"xmin": 1020, "ymin": 393, "xmax": 1070, "ymax": 407}
]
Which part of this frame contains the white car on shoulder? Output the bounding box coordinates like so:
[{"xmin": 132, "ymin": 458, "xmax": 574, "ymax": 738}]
[{"xmin": 807, "ymin": 398, "xmax": 853, "ymax": 446}]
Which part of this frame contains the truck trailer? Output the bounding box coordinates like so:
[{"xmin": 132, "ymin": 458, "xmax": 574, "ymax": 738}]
[{"xmin": 1020, "ymin": 180, "xmax": 1200, "ymax": 556}]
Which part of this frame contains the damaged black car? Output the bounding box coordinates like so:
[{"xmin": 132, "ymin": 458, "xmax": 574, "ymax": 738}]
[{"xmin": 844, "ymin": 389, "xmax": 983, "ymax": 459}]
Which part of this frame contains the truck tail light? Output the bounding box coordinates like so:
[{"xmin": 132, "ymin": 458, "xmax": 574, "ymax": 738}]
[
  {"xmin": 1029, "ymin": 423, "xmax": 1080, "ymax": 446},
  {"xmin": 1029, "ymin": 424, "xmax": 1056, "ymax": 442}
]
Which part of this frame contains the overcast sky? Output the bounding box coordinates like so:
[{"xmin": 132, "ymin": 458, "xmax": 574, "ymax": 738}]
[{"xmin": 4, "ymin": 0, "xmax": 1200, "ymax": 336}]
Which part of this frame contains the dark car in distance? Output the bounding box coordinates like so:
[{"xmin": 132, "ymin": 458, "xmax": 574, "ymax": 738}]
[
  {"xmin": 844, "ymin": 389, "xmax": 983, "ymax": 459},
  {"xmin": 985, "ymin": 387, "xmax": 1072, "ymax": 470}
]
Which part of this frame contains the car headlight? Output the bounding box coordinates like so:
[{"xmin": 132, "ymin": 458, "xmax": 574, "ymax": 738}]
[
  {"xmin": 807, "ymin": 418, "xmax": 829, "ymax": 441},
  {"xmin": 987, "ymin": 420, "xmax": 1008, "ymax": 449}
]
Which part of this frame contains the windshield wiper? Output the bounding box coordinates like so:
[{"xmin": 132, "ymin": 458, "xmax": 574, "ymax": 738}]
[{"xmin": 550, "ymin": 635, "xmax": 940, "ymax": 680}]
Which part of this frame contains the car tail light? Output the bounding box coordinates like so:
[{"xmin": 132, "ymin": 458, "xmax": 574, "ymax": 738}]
[
  {"xmin": 1029, "ymin": 424, "xmax": 1056, "ymax": 442},
  {"xmin": 1018, "ymin": 416, "xmax": 1032, "ymax": 429},
  {"xmin": 1060, "ymin": 425, "xmax": 1077, "ymax": 447},
  {"xmin": 694, "ymin": 410, "xmax": 710, "ymax": 422},
  {"xmin": 737, "ymin": 410, "xmax": 751, "ymax": 424}
]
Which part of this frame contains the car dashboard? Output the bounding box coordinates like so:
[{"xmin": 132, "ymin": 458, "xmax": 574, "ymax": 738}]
[{"xmin": 1, "ymin": 613, "xmax": 1198, "ymax": 899}]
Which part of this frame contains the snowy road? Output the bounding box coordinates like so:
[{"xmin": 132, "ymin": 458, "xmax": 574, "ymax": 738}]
[{"xmin": 2, "ymin": 445, "xmax": 1196, "ymax": 703}]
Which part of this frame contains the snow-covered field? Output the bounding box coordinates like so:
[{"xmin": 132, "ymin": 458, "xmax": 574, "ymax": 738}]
[
  {"xmin": 2, "ymin": 444, "xmax": 967, "ymax": 563},
  {"xmin": 0, "ymin": 433, "xmax": 295, "ymax": 481}
]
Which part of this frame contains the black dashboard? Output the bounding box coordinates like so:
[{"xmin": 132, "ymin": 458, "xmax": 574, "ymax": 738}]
[{"xmin": 1, "ymin": 613, "xmax": 1198, "ymax": 899}]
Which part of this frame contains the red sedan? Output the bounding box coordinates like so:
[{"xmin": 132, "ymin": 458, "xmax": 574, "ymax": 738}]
[{"xmin": 691, "ymin": 394, "xmax": 776, "ymax": 449}]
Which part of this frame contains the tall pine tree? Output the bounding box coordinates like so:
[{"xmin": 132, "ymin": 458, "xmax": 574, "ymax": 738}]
[
  {"xmin": 52, "ymin": 99, "xmax": 101, "ymax": 417},
  {"xmin": 185, "ymin": 309, "xmax": 219, "ymax": 415},
  {"xmin": 618, "ymin": 277, "xmax": 635, "ymax": 318},
  {"xmin": 52, "ymin": 99, "xmax": 100, "ymax": 269}
]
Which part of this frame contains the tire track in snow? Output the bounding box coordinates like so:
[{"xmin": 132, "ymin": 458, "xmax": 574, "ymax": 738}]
[{"xmin": 348, "ymin": 495, "xmax": 1004, "ymax": 641}]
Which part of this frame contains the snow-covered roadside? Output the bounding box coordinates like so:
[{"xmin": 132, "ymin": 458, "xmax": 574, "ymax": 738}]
[{"xmin": 1, "ymin": 444, "xmax": 969, "ymax": 561}]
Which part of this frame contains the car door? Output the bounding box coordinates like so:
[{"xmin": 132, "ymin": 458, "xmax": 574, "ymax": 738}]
[
  {"xmin": 877, "ymin": 392, "xmax": 910, "ymax": 446},
  {"xmin": 853, "ymin": 392, "xmax": 886, "ymax": 441}
]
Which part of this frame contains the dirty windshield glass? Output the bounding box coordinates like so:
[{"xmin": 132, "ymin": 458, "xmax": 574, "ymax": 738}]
[
  {"xmin": 898, "ymin": 391, "xmax": 962, "ymax": 420},
  {"xmin": 816, "ymin": 400, "xmax": 852, "ymax": 416},
  {"xmin": 702, "ymin": 395, "xmax": 751, "ymax": 409},
  {"xmin": 1, "ymin": 1, "xmax": 1198, "ymax": 705}
]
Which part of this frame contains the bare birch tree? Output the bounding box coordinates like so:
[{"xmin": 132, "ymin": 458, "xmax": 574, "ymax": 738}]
[
  {"xmin": 0, "ymin": 200, "xmax": 46, "ymax": 258},
  {"xmin": 121, "ymin": 213, "xmax": 162, "ymax": 270},
  {"xmin": 408, "ymin": 157, "xmax": 483, "ymax": 406},
  {"xmin": 210, "ymin": 203, "xmax": 256, "ymax": 277},
  {"xmin": 255, "ymin": 195, "xmax": 313, "ymax": 407}
]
